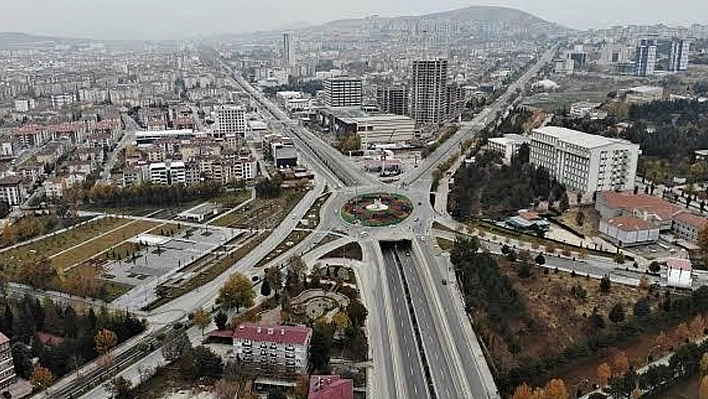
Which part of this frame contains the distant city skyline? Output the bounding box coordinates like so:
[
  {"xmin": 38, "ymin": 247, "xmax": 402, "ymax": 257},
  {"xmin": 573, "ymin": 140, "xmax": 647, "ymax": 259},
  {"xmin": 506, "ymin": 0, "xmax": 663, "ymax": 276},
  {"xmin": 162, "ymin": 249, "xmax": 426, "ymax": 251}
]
[{"xmin": 2, "ymin": 0, "xmax": 708, "ymax": 40}]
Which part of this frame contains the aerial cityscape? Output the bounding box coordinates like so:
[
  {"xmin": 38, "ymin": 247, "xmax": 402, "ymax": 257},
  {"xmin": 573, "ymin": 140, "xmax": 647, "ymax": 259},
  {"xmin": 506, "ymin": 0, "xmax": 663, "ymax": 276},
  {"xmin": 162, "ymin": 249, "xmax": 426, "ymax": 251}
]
[{"xmin": 3, "ymin": 2, "xmax": 708, "ymax": 399}]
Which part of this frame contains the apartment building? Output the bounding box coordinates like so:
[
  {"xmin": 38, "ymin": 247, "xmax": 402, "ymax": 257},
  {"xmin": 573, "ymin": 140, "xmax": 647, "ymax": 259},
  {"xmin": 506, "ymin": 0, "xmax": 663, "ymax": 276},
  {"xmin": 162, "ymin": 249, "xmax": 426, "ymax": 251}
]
[
  {"xmin": 148, "ymin": 161, "xmax": 194, "ymax": 185},
  {"xmin": 411, "ymin": 59, "xmax": 448, "ymax": 126},
  {"xmin": 213, "ymin": 105, "xmax": 247, "ymax": 138},
  {"xmin": 0, "ymin": 332, "xmax": 15, "ymax": 390},
  {"xmin": 669, "ymin": 39, "xmax": 690, "ymax": 72},
  {"xmin": 225, "ymin": 323, "xmax": 312, "ymax": 375},
  {"xmin": 0, "ymin": 176, "xmax": 26, "ymax": 206},
  {"xmin": 324, "ymin": 77, "xmax": 362, "ymax": 108},
  {"xmin": 529, "ymin": 126, "xmax": 640, "ymax": 194},
  {"xmin": 635, "ymin": 39, "xmax": 657, "ymax": 77}
]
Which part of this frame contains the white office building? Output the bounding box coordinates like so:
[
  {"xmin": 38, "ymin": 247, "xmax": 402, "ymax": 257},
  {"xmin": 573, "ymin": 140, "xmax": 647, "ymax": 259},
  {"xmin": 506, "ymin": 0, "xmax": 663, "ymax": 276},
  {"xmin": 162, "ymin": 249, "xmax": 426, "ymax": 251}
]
[
  {"xmin": 213, "ymin": 105, "xmax": 247, "ymax": 138},
  {"xmin": 529, "ymin": 126, "xmax": 640, "ymax": 194},
  {"xmin": 486, "ymin": 134, "xmax": 530, "ymax": 165},
  {"xmin": 149, "ymin": 161, "xmax": 187, "ymax": 185}
]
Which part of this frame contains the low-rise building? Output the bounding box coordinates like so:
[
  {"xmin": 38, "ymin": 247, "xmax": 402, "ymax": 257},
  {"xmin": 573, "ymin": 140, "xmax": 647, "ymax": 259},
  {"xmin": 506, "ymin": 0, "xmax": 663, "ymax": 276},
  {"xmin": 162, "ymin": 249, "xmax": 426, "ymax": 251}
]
[
  {"xmin": 599, "ymin": 215, "xmax": 660, "ymax": 247},
  {"xmin": 671, "ymin": 211, "xmax": 708, "ymax": 243},
  {"xmin": 625, "ymin": 86, "xmax": 663, "ymax": 104},
  {"xmin": 569, "ymin": 102, "xmax": 603, "ymax": 118},
  {"xmin": 209, "ymin": 323, "xmax": 312, "ymax": 375},
  {"xmin": 505, "ymin": 210, "xmax": 551, "ymax": 233},
  {"xmin": 317, "ymin": 107, "xmax": 416, "ymax": 145},
  {"xmin": 486, "ymin": 134, "xmax": 529, "ymax": 165},
  {"xmin": 666, "ymin": 258, "xmax": 693, "ymax": 288},
  {"xmin": 308, "ymin": 375, "xmax": 354, "ymax": 399}
]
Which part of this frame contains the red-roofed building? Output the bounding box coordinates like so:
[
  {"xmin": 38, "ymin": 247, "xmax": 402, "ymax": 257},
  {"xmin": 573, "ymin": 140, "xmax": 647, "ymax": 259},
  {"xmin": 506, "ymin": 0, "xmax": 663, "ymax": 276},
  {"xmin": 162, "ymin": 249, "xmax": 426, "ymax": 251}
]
[
  {"xmin": 49, "ymin": 122, "xmax": 87, "ymax": 144},
  {"xmin": 599, "ymin": 215, "xmax": 660, "ymax": 247},
  {"xmin": 13, "ymin": 124, "xmax": 50, "ymax": 147},
  {"xmin": 672, "ymin": 211, "xmax": 708, "ymax": 243},
  {"xmin": 667, "ymin": 258, "xmax": 693, "ymax": 288},
  {"xmin": 207, "ymin": 323, "xmax": 312, "ymax": 375},
  {"xmin": 308, "ymin": 375, "xmax": 354, "ymax": 399}
]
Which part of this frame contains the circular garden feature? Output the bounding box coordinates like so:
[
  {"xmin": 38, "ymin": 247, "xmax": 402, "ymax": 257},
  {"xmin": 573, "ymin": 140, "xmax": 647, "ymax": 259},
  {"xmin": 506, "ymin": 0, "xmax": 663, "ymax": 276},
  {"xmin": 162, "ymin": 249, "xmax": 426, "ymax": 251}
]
[{"xmin": 341, "ymin": 193, "xmax": 413, "ymax": 226}]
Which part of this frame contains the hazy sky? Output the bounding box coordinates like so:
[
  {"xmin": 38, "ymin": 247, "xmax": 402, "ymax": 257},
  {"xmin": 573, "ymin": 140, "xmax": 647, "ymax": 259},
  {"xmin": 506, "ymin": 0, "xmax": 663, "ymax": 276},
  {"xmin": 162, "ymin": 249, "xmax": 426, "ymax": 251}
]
[{"xmin": 2, "ymin": 0, "xmax": 708, "ymax": 40}]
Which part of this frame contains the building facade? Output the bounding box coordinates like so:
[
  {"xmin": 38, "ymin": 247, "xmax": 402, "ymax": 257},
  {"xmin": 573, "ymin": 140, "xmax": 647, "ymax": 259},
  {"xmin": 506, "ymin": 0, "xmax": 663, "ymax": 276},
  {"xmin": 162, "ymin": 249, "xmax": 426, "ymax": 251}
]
[
  {"xmin": 0, "ymin": 176, "xmax": 25, "ymax": 206},
  {"xmin": 376, "ymin": 86, "xmax": 409, "ymax": 116},
  {"xmin": 324, "ymin": 77, "xmax": 363, "ymax": 108},
  {"xmin": 411, "ymin": 59, "xmax": 448, "ymax": 126},
  {"xmin": 486, "ymin": 134, "xmax": 530, "ymax": 165},
  {"xmin": 669, "ymin": 39, "xmax": 690, "ymax": 72},
  {"xmin": 635, "ymin": 39, "xmax": 657, "ymax": 77},
  {"xmin": 0, "ymin": 332, "xmax": 16, "ymax": 390},
  {"xmin": 231, "ymin": 323, "xmax": 312, "ymax": 375},
  {"xmin": 529, "ymin": 126, "xmax": 640, "ymax": 194},
  {"xmin": 282, "ymin": 33, "xmax": 296, "ymax": 68},
  {"xmin": 214, "ymin": 105, "xmax": 247, "ymax": 138}
]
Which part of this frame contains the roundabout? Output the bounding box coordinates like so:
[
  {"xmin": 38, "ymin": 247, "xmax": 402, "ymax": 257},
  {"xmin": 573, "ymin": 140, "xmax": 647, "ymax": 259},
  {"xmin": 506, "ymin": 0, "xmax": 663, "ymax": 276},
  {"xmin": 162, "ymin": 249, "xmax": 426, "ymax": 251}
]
[{"xmin": 340, "ymin": 192, "xmax": 413, "ymax": 227}]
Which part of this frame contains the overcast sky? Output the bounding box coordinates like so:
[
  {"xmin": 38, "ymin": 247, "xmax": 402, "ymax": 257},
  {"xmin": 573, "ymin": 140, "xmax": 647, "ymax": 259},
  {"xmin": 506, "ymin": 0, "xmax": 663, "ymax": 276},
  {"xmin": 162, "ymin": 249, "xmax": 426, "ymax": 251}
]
[{"xmin": 2, "ymin": 0, "xmax": 708, "ymax": 40}]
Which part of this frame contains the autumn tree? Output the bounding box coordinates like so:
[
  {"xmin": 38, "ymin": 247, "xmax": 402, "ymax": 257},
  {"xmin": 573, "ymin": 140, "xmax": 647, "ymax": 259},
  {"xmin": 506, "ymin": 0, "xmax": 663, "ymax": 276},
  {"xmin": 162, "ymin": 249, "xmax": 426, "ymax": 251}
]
[
  {"xmin": 215, "ymin": 379, "xmax": 240, "ymax": 399},
  {"xmin": 631, "ymin": 387, "xmax": 643, "ymax": 399},
  {"xmin": 2, "ymin": 223, "xmax": 15, "ymax": 244},
  {"xmin": 193, "ymin": 307, "xmax": 212, "ymax": 336},
  {"xmin": 111, "ymin": 376, "xmax": 133, "ymax": 399},
  {"xmin": 701, "ymin": 352, "xmax": 708, "ymax": 376},
  {"xmin": 700, "ymin": 376, "xmax": 708, "ymax": 399},
  {"xmin": 639, "ymin": 276, "xmax": 650, "ymax": 290},
  {"xmin": 656, "ymin": 331, "xmax": 670, "ymax": 353},
  {"xmin": 676, "ymin": 322, "xmax": 691, "ymax": 343},
  {"xmin": 699, "ymin": 224, "xmax": 708, "ymax": 261},
  {"xmin": 597, "ymin": 362, "xmax": 612, "ymax": 386},
  {"xmin": 613, "ymin": 352, "xmax": 630, "ymax": 376},
  {"xmin": 543, "ymin": 379, "xmax": 568, "ymax": 399},
  {"xmin": 30, "ymin": 364, "xmax": 54, "ymax": 391},
  {"xmin": 691, "ymin": 315, "xmax": 706, "ymax": 338},
  {"xmin": 332, "ymin": 312, "xmax": 352, "ymax": 334},
  {"xmin": 218, "ymin": 273, "xmax": 255, "ymax": 311},
  {"xmin": 511, "ymin": 383, "xmax": 534, "ymax": 399},
  {"xmin": 95, "ymin": 328, "xmax": 118, "ymax": 355}
]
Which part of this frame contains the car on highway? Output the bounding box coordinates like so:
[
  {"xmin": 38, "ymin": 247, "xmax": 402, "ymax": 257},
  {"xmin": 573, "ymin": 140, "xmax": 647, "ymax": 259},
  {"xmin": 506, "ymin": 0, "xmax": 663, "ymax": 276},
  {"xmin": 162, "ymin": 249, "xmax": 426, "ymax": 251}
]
[
  {"xmin": 413, "ymin": 218, "xmax": 419, "ymax": 222},
  {"xmin": 441, "ymin": 279, "xmax": 447, "ymax": 285},
  {"xmin": 405, "ymin": 251, "xmax": 410, "ymax": 256}
]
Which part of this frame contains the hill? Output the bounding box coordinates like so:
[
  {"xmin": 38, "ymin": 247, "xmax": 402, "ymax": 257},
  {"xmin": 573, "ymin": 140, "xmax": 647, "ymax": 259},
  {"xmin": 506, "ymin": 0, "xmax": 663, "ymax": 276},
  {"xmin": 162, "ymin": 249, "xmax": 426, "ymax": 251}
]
[{"xmin": 0, "ymin": 32, "xmax": 82, "ymax": 48}]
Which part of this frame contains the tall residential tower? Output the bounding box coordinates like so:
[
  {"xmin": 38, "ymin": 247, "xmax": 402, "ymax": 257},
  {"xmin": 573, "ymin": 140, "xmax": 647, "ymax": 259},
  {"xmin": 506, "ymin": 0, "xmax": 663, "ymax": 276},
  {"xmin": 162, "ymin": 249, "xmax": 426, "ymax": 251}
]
[
  {"xmin": 411, "ymin": 59, "xmax": 448, "ymax": 126},
  {"xmin": 634, "ymin": 39, "xmax": 657, "ymax": 77},
  {"xmin": 282, "ymin": 33, "xmax": 295, "ymax": 68},
  {"xmin": 669, "ymin": 39, "xmax": 690, "ymax": 72}
]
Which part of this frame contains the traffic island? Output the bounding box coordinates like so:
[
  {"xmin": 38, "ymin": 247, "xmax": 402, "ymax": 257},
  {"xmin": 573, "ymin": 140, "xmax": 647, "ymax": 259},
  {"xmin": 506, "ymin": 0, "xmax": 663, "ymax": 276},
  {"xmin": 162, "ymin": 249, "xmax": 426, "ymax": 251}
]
[{"xmin": 340, "ymin": 192, "xmax": 413, "ymax": 226}]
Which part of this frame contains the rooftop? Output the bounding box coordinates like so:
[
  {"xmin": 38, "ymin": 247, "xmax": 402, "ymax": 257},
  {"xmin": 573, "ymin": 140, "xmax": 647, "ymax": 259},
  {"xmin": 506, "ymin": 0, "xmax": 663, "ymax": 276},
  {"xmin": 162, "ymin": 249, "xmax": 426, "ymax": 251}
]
[
  {"xmin": 534, "ymin": 126, "xmax": 635, "ymax": 149},
  {"xmin": 605, "ymin": 215, "xmax": 654, "ymax": 232},
  {"xmin": 231, "ymin": 323, "xmax": 312, "ymax": 346},
  {"xmin": 667, "ymin": 258, "xmax": 692, "ymax": 271},
  {"xmin": 673, "ymin": 211, "xmax": 708, "ymax": 230},
  {"xmin": 308, "ymin": 375, "xmax": 354, "ymax": 399},
  {"xmin": 599, "ymin": 191, "xmax": 681, "ymax": 221}
]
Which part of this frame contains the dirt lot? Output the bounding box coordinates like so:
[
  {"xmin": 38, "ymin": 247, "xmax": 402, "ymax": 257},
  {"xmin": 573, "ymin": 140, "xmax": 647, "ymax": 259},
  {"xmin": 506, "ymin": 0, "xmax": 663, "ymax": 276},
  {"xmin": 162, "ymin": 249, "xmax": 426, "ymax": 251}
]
[
  {"xmin": 559, "ymin": 205, "xmax": 601, "ymax": 237},
  {"xmin": 483, "ymin": 258, "xmax": 684, "ymax": 389}
]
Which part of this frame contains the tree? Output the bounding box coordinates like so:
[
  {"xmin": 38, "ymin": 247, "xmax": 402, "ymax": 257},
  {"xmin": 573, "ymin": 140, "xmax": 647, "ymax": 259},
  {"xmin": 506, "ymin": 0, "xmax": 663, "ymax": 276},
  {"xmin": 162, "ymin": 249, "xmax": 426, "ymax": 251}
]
[
  {"xmin": 700, "ymin": 376, "xmax": 708, "ymax": 399},
  {"xmin": 656, "ymin": 331, "xmax": 670, "ymax": 353},
  {"xmin": 613, "ymin": 352, "xmax": 630, "ymax": 375},
  {"xmin": 265, "ymin": 267, "xmax": 283, "ymax": 295},
  {"xmin": 535, "ymin": 254, "xmax": 545, "ymax": 265},
  {"xmin": 544, "ymin": 378, "xmax": 569, "ymax": 399},
  {"xmin": 332, "ymin": 312, "xmax": 352, "ymax": 333},
  {"xmin": 649, "ymin": 261, "xmax": 662, "ymax": 273},
  {"xmin": 631, "ymin": 387, "xmax": 642, "ymax": 399},
  {"xmin": 193, "ymin": 308, "xmax": 212, "ymax": 336},
  {"xmin": 94, "ymin": 328, "xmax": 118, "ymax": 357},
  {"xmin": 260, "ymin": 279, "xmax": 272, "ymax": 297},
  {"xmin": 11, "ymin": 343, "xmax": 33, "ymax": 379},
  {"xmin": 691, "ymin": 315, "xmax": 706, "ymax": 338},
  {"xmin": 699, "ymin": 224, "xmax": 708, "ymax": 260},
  {"xmin": 192, "ymin": 346, "xmax": 224, "ymax": 381},
  {"xmin": 215, "ymin": 311, "xmax": 228, "ymax": 331},
  {"xmin": 111, "ymin": 376, "xmax": 133, "ymax": 399},
  {"xmin": 609, "ymin": 303, "xmax": 626, "ymax": 324},
  {"xmin": 545, "ymin": 242, "xmax": 556, "ymax": 254},
  {"xmin": 575, "ymin": 210, "xmax": 585, "ymax": 226},
  {"xmin": 2, "ymin": 223, "xmax": 15, "ymax": 244},
  {"xmin": 559, "ymin": 193, "xmax": 570, "ymax": 212},
  {"xmin": 346, "ymin": 300, "xmax": 368, "ymax": 330},
  {"xmin": 30, "ymin": 364, "xmax": 54, "ymax": 391},
  {"xmin": 215, "ymin": 379, "xmax": 240, "ymax": 399},
  {"xmin": 607, "ymin": 373, "xmax": 636, "ymax": 399},
  {"xmin": 600, "ymin": 275, "xmax": 611, "ymax": 293},
  {"xmin": 639, "ymin": 276, "xmax": 650, "ymax": 290},
  {"xmin": 511, "ymin": 383, "xmax": 534, "ymax": 399},
  {"xmin": 633, "ymin": 297, "xmax": 651, "ymax": 319},
  {"xmin": 676, "ymin": 322, "xmax": 691, "ymax": 343},
  {"xmin": 162, "ymin": 329, "xmax": 191, "ymax": 362},
  {"xmin": 310, "ymin": 323, "xmax": 334, "ymax": 371},
  {"xmin": 218, "ymin": 273, "xmax": 255, "ymax": 311},
  {"xmin": 597, "ymin": 363, "xmax": 612, "ymax": 386},
  {"xmin": 700, "ymin": 352, "xmax": 708, "ymax": 376}
]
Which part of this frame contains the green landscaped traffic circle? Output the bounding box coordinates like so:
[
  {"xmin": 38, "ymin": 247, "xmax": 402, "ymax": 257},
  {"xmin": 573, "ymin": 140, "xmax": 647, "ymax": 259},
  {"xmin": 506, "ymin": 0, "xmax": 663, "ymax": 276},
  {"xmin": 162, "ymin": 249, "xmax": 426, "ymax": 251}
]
[{"xmin": 340, "ymin": 193, "xmax": 413, "ymax": 227}]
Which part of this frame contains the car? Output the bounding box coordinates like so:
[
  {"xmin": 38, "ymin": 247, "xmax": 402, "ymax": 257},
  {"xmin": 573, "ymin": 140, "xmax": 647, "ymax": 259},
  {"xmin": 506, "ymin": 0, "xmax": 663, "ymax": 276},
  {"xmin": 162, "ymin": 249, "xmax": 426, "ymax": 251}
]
[
  {"xmin": 441, "ymin": 279, "xmax": 447, "ymax": 285},
  {"xmin": 413, "ymin": 218, "xmax": 419, "ymax": 222},
  {"xmin": 405, "ymin": 252, "xmax": 410, "ymax": 256}
]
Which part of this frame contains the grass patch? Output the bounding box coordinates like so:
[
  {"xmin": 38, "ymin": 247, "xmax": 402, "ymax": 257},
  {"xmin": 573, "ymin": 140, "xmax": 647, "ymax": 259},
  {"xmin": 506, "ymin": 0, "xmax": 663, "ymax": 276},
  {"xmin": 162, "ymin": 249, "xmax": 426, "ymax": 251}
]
[
  {"xmin": 52, "ymin": 220, "xmax": 158, "ymax": 271},
  {"xmin": 322, "ymin": 242, "xmax": 363, "ymax": 261},
  {"xmin": 0, "ymin": 217, "xmax": 130, "ymax": 269},
  {"xmin": 437, "ymin": 237, "xmax": 455, "ymax": 252},
  {"xmin": 130, "ymin": 366, "xmax": 194, "ymax": 399},
  {"xmin": 432, "ymin": 221, "xmax": 459, "ymax": 234}
]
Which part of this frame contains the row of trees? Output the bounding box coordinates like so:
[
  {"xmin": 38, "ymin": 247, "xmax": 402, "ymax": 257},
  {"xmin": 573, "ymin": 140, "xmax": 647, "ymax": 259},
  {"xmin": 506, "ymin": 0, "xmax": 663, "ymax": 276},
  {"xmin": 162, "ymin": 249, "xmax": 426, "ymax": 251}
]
[
  {"xmin": 451, "ymin": 237, "xmax": 535, "ymax": 354},
  {"xmin": 67, "ymin": 181, "xmax": 224, "ymax": 208},
  {"xmin": 0, "ymin": 295, "xmax": 145, "ymax": 389}
]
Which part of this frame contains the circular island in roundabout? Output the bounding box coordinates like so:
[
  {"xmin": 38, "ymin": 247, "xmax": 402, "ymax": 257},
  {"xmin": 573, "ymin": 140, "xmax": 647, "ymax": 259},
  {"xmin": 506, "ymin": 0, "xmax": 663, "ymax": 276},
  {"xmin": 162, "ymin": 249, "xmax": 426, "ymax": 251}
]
[{"xmin": 340, "ymin": 192, "xmax": 414, "ymax": 227}]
